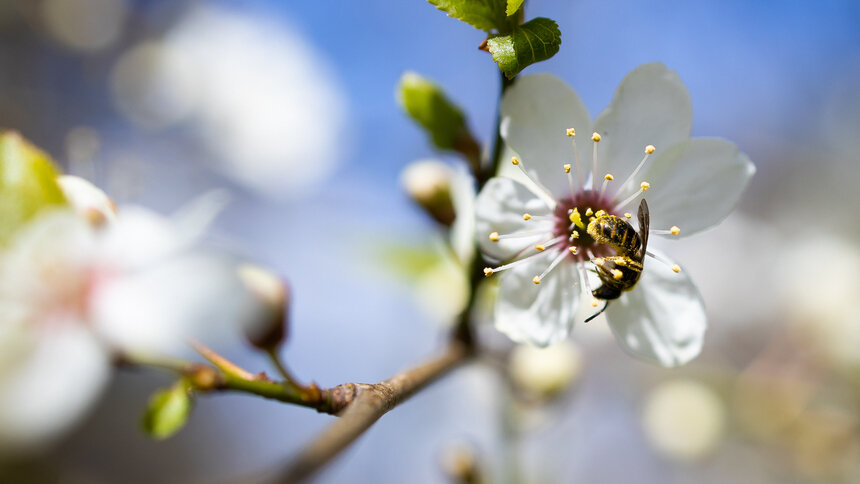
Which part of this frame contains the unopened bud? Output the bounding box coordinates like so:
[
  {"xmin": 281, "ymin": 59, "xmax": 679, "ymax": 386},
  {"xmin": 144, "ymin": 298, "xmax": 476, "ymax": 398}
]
[
  {"xmin": 238, "ymin": 264, "xmax": 289, "ymax": 350},
  {"xmin": 400, "ymin": 160, "xmax": 456, "ymax": 226},
  {"xmin": 56, "ymin": 175, "xmax": 117, "ymax": 227},
  {"xmin": 440, "ymin": 441, "xmax": 483, "ymax": 484}
]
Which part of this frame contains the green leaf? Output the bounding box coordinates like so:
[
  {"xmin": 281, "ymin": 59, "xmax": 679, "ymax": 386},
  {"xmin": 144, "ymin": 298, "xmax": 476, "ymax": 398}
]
[
  {"xmin": 141, "ymin": 381, "xmax": 194, "ymax": 440},
  {"xmin": 486, "ymin": 17, "xmax": 561, "ymax": 79},
  {"xmin": 506, "ymin": 0, "xmax": 524, "ymax": 16},
  {"xmin": 427, "ymin": 0, "xmax": 508, "ymax": 32},
  {"xmin": 398, "ymin": 72, "xmax": 470, "ymax": 152},
  {"xmin": 0, "ymin": 132, "xmax": 67, "ymax": 245}
]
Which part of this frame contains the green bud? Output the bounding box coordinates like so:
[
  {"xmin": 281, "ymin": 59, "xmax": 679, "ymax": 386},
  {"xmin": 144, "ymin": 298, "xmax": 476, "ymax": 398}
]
[{"xmin": 0, "ymin": 131, "xmax": 67, "ymax": 244}]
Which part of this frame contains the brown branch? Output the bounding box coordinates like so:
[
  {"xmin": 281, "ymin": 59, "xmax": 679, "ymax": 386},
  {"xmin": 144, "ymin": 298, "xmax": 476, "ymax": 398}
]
[{"xmin": 277, "ymin": 342, "xmax": 472, "ymax": 482}]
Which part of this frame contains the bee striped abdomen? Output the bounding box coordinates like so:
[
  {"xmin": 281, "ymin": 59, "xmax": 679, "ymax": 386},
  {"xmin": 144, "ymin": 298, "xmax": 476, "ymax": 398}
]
[{"xmin": 586, "ymin": 215, "xmax": 641, "ymax": 257}]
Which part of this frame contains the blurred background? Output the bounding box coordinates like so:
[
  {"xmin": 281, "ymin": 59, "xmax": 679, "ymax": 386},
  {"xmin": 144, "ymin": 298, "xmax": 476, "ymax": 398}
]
[{"xmin": 1, "ymin": 0, "xmax": 860, "ymax": 482}]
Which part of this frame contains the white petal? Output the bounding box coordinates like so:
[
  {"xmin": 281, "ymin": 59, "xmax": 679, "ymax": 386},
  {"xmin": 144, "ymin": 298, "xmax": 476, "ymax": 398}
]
[
  {"xmin": 594, "ymin": 63, "xmax": 692, "ymax": 185},
  {"xmin": 495, "ymin": 254, "xmax": 580, "ymax": 347},
  {"xmin": 633, "ymin": 138, "xmax": 755, "ymax": 237},
  {"xmin": 501, "ymin": 74, "xmax": 592, "ymax": 199},
  {"xmin": 0, "ymin": 324, "xmax": 109, "ymax": 454},
  {"xmin": 605, "ymin": 250, "xmax": 706, "ymax": 367},
  {"xmin": 449, "ymin": 164, "xmax": 476, "ymax": 266},
  {"xmin": 99, "ymin": 206, "xmax": 184, "ymax": 270},
  {"xmin": 91, "ymin": 253, "xmax": 260, "ymax": 353},
  {"xmin": 475, "ymin": 177, "xmax": 554, "ymax": 263}
]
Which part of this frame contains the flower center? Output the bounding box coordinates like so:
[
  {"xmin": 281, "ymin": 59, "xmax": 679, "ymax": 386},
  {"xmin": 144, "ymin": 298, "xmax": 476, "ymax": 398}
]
[{"xmin": 552, "ymin": 189, "xmax": 619, "ymax": 262}]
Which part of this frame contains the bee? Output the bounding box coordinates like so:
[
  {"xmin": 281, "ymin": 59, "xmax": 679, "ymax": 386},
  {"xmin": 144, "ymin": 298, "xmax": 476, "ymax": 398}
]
[{"xmin": 584, "ymin": 199, "xmax": 649, "ymax": 322}]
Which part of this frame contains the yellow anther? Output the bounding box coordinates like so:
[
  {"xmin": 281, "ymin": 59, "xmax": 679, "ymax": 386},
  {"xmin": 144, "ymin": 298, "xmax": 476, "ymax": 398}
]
[
  {"xmin": 645, "ymin": 144, "xmax": 656, "ymax": 154},
  {"xmin": 535, "ymin": 244, "xmax": 546, "ymax": 252},
  {"xmin": 585, "ymin": 208, "xmax": 593, "ymax": 217},
  {"xmin": 612, "ymin": 269, "xmax": 623, "ymax": 280},
  {"xmin": 640, "ymin": 181, "xmax": 651, "ymax": 191},
  {"xmin": 569, "ymin": 208, "xmax": 584, "ymax": 229},
  {"xmin": 624, "ymin": 212, "xmax": 632, "ymax": 219},
  {"xmin": 670, "ymin": 226, "xmax": 681, "ymax": 236},
  {"xmin": 593, "ymin": 258, "xmax": 605, "ymax": 266},
  {"xmin": 489, "ymin": 232, "xmax": 500, "ymax": 242},
  {"xmin": 483, "ymin": 267, "xmax": 494, "ymax": 276},
  {"xmin": 672, "ymin": 264, "xmax": 681, "ymax": 273},
  {"xmin": 604, "ymin": 173, "xmax": 614, "ymax": 181},
  {"xmin": 523, "ymin": 213, "xmax": 532, "ymax": 221},
  {"xmin": 571, "ymin": 231, "xmax": 580, "ymax": 239},
  {"xmin": 511, "ymin": 156, "xmax": 519, "ymax": 165},
  {"xmin": 566, "ymin": 128, "xmax": 576, "ymax": 137},
  {"xmin": 569, "ymin": 246, "xmax": 578, "ymax": 254},
  {"xmin": 591, "ymin": 299, "xmax": 599, "ymax": 307},
  {"xmin": 563, "ymin": 164, "xmax": 571, "ymax": 173},
  {"xmin": 591, "ymin": 132, "xmax": 601, "ymax": 142},
  {"xmin": 615, "ymin": 259, "xmax": 627, "ymax": 266},
  {"xmin": 594, "ymin": 210, "xmax": 607, "ymax": 218},
  {"xmin": 533, "ymin": 276, "xmax": 541, "ymax": 285}
]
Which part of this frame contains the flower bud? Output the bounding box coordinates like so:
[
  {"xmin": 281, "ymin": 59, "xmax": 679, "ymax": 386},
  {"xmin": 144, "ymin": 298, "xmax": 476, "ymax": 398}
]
[
  {"xmin": 508, "ymin": 342, "xmax": 583, "ymax": 400},
  {"xmin": 400, "ymin": 159, "xmax": 456, "ymax": 226},
  {"xmin": 56, "ymin": 175, "xmax": 117, "ymax": 227},
  {"xmin": 237, "ymin": 264, "xmax": 289, "ymax": 350}
]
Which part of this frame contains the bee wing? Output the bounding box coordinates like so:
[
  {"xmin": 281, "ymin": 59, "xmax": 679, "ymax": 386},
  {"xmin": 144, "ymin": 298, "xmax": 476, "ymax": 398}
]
[{"xmin": 637, "ymin": 199, "xmax": 649, "ymax": 258}]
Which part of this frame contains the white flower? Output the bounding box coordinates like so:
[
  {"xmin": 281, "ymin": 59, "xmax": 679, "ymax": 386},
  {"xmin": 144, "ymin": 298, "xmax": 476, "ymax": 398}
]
[
  {"xmin": 0, "ymin": 195, "xmax": 260, "ymax": 453},
  {"xmin": 475, "ymin": 63, "xmax": 755, "ymax": 366}
]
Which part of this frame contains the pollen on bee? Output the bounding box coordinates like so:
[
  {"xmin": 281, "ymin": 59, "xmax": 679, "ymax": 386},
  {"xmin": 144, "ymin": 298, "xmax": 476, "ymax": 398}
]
[
  {"xmin": 604, "ymin": 173, "xmax": 614, "ymax": 181},
  {"xmin": 483, "ymin": 267, "xmax": 494, "ymax": 276},
  {"xmin": 612, "ymin": 269, "xmax": 623, "ymax": 280},
  {"xmin": 640, "ymin": 181, "xmax": 651, "ymax": 191},
  {"xmin": 535, "ymin": 244, "xmax": 546, "ymax": 251},
  {"xmin": 624, "ymin": 213, "xmax": 632, "ymax": 219},
  {"xmin": 511, "ymin": 156, "xmax": 519, "ymax": 165},
  {"xmin": 591, "ymin": 132, "xmax": 601, "ymax": 142},
  {"xmin": 489, "ymin": 232, "xmax": 500, "ymax": 242},
  {"xmin": 592, "ymin": 257, "xmax": 605, "ymax": 266},
  {"xmin": 672, "ymin": 264, "xmax": 681, "ymax": 273},
  {"xmin": 532, "ymin": 276, "xmax": 541, "ymax": 284},
  {"xmin": 523, "ymin": 213, "xmax": 532, "ymax": 221},
  {"xmin": 615, "ymin": 259, "xmax": 627, "ymax": 266},
  {"xmin": 594, "ymin": 209, "xmax": 607, "ymax": 218},
  {"xmin": 563, "ymin": 164, "xmax": 571, "ymax": 173},
  {"xmin": 670, "ymin": 226, "xmax": 681, "ymax": 235},
  {"xmin": 645, "ymin": 144, "xmax": 656, "ymax": 154},
  {"xmin": 566, "ymin": 128, "xmax": 576, "ymax": 137}
]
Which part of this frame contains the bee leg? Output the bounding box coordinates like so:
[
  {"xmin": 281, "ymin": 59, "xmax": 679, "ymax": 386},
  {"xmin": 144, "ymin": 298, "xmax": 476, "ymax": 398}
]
[{"xmin": 585, "ymin": 301, "xmax": 609, "ymax": 323}]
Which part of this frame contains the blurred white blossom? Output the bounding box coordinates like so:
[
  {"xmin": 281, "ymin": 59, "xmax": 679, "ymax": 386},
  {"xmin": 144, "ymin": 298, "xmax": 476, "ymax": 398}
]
[
  {"xmin": 110, "ymin": 5, "xmax": 346, "ymax": 197},
  {"xmin": 0, "ymin": 190, "xmax": 261, "ymax": 453}
]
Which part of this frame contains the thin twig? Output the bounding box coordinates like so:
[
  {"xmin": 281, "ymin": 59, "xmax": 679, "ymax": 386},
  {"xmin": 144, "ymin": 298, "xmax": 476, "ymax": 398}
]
[
  {"xmin": 191, "ymin": 340, "xmax": 257, "ymax": 380},
  {"xmin": 277, "ymin": 342, "xmax": 472, "ymax": 482}
]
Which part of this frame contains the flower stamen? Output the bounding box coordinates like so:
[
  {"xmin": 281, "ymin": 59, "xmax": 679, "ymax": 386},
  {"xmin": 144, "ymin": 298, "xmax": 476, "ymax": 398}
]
[
  {"xmin": 533, "ymin": 249, "xmax": 569, "ymax": 284},
  {"xmin": 613, "ymin": 181, "xmax": 651, "ymax": 212},
  {"xmin": 615, "ymin": 144, "xmax": 656, "ymax": 197},
  {"xmin": 511, "ymin": 156, "xmax": 555, "ymax": 202},
  {"xmin": 645, "ymin": 250, "xmax": 682, "ymax": 273},
  {"xmin": 600, "ymin": 173, "xmax": 614, "ymax": 197},
  {"xmin": 651, "ymin": 226, "xmax": 681, "ymax": 236},
  {"xmin": 483, "ymin": 250, "xmax": 548, "ymax": 276},
  {"xmin": 489, "ymin": 229, "xmax": 549, "ymax": 242},
  {"xmin": 567, "ymin": 128, "xmax": 585, "ymax": 189},
  {"xmin": 590, "ymin": 132, "xmax": 601, "ymax": 190}
]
